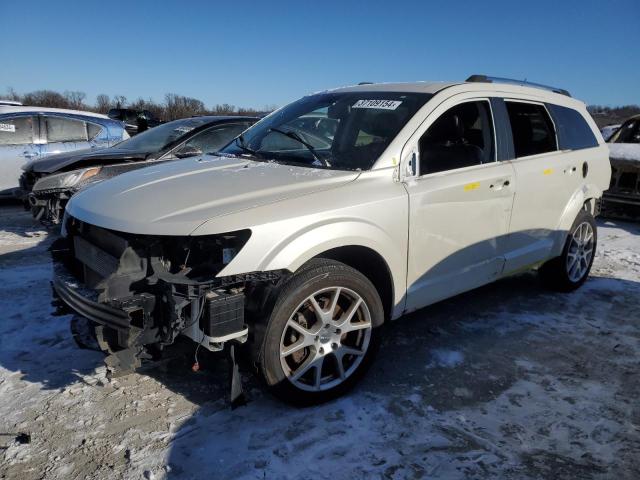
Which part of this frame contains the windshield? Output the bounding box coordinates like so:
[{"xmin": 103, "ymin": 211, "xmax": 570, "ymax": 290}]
[
  {"xmin": 115, "ymin": 117, "xmax": 213, "ymax": 152},
  {"xmin": 220, "ymin": 91, "xmax": 431, "ymax": 170},
  {"xmin": 610, "ymin": 118, "xmax": 640, "ymax": 144}
]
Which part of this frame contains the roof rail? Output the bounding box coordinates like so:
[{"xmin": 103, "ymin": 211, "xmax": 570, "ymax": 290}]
[
  {"xmin": 466, "ymin": 74, "xmax": 571, "ymax": 97},
  {"xmin": 358, "ymin": 81, "xmax": 374, "ymax": 85}
]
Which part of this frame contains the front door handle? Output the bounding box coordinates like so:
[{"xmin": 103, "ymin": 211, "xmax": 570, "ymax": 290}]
[
  {"xmin": 490, "ymin": 179, "xmax": 511, "ymax": 191},
  {"xmin": 22, "ymin": 151, "xmax": 38, "ymax": 159},
  {"xmin": 564, "ymin": 166, "xmax": 577, "ymax": 174}
]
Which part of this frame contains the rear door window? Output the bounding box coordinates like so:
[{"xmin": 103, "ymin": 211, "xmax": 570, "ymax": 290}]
[
  {"xmin": 419, "ymin": 100, "xmax": 495, "ymax": 175},
  {"xmin": 547, "ymin": 104, "xmax": 598, "ymax": 150},
  {"xmin": 505, "ymin": 102, "xmax": 557, "ymax": 158},
  {"xmin": 0, "ymin": 116, "xmax": 34, "ymax": 145},
  {"xmin": 45, "ymin": 116, "xmax": 88, "ymax": 142}
]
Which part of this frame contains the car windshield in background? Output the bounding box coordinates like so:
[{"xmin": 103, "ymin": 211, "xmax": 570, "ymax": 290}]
[
  {"xmin": 610, "ymin": 118, "xmax": 640, "ymax": 144},
  {"xmin": 220, "ymin": 92, "xmax": 431, "ymax": 170},
  {"xmin": 116, "ymin": 118, "xmax": 212, "ymax": 152}
]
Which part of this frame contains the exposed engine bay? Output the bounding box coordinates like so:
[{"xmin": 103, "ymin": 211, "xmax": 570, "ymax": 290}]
[{"xmin": 51, "ymin": 215, "xmax": 283, "ymax": 378}]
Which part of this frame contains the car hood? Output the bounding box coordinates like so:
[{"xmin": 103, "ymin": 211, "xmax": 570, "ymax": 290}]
[
  {"xmin": 29, "ymin": 147, "xmax": 151, "ymax": 174},
  {"xmin": 66, "ymin": 155, "xmax": 359, "ymax": 235}
]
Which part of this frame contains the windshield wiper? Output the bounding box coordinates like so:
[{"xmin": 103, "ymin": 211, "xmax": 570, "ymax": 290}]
[
  {"xmin": 235, "ymin": 134, "xmax": 261, "ymax": 157},
  {"xmin": 268, "ymin": 127, "xmax": 330, "ymax": 167}
]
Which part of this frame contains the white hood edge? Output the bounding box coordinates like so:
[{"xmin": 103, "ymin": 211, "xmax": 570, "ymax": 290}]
[{"xmin": 66, "ymin": 155, "xmax": 360, "ymax": 236}]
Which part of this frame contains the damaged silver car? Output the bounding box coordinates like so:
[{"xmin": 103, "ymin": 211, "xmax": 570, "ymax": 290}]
[{"xmin": 22, "ymin": 116, "xmax": 256, "ymax": 225}]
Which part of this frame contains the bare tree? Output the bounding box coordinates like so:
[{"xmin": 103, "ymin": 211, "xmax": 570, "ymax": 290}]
[
  {"xmin": 113, "ymin": 95, "xmax": 127, "ymax": 109},
  {"xmin": 64, "ymin": 91, "xmax": 87, "ymax": 109},
  {"xmin": 95, "ymin": 94, "xmax": 111, "ymax": 113},
  {"xmin": 164, "ymin": 93, "xmax": 206, "ymax": 120},
  {"xmin": 128, "ymin": 97, "xmax": 164, "ymax": 119},
  {"xmin": 22, "ymin": 90, "xmax": 71, "ymax": 109},
  {"xmin": 3, "ymin": 87, "xmax": 21, "ymax": 102},
  {"xmin": 213, "ymin": 103, "xmax": 236, "ymax": 115},
  {"xmin": 5, "ymin": 88, "xmax": 281, "ymax": 119}
]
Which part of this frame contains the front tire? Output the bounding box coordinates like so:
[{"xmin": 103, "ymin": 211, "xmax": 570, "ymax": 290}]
[
  {"xmin": 540, "ymin": 208, "xmax": 597, "ymax": 291},
  {"xmin": 257, "ymin": 259, "xmax": 383, "ymax": 405}
]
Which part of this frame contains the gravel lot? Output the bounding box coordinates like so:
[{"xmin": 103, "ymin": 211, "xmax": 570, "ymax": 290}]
[{"xmin": 1, "ymin": 202, "xmax": 639, "ymax": 480}]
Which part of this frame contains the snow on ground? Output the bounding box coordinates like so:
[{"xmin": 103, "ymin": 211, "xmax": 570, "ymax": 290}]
[{"xmin": 0, "ymin": 203, "xmax": 639, "ymax": 480}]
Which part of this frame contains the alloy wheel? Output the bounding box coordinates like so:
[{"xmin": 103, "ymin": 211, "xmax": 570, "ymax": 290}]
[
  {"xmin": 279, "ymin": 286, "xmax": 372, "ymax": 392},
  {"xmin": 566, "ymin": 221, "xmax": 595, "ymax": 283}
]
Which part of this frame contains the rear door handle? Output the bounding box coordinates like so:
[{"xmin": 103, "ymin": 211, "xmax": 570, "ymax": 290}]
[
  {"xmin": 564, "ymin": 166, "xmax": 577, "ymax": 174},
  {"xmin": 22, "ymin": 151, "xmax": 38, "ymax": 158}
]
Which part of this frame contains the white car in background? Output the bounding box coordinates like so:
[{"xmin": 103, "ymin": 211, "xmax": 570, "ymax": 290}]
[
  {"xmin": 53, "ymin": 76, "xmax": 610, "ymax": 404},
  {"xmin": 0, "ymin": 106, "xmax": 127, "ymax": 197}
]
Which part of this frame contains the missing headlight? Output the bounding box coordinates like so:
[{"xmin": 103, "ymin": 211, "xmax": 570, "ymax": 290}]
[{"xmin": 158, "ymin": 230, "xmax": 252, "ymax": 281}]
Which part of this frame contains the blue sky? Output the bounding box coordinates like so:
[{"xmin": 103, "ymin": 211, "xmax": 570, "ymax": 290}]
[{"xmin": 1, "ymin": 0, "xmax": 638, "ymax": 108}]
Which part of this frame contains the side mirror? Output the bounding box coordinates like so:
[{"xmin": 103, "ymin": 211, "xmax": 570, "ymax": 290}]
[{"xmin": 175, "ymin": 145, "xmax": 203, "ymax": 159}]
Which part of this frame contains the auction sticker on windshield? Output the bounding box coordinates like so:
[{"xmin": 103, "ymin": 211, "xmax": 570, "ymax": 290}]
[
  {"xmin": 0, "ymin": 123, "xmax": 16, "ymax": 132},
  {"xmin": 352, "ymin": 100, "xmax": 402, "ymax": 110}
]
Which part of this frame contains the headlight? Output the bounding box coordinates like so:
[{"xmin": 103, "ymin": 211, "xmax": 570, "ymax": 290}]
[{"xmin": 33, "ymin": 167, "xmax": 102, "ymax": 192}]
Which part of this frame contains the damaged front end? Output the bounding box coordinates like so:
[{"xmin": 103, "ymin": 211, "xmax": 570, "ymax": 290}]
[
  {"xmin": 52, "ymin": 215, "xmax": 282, "ymax": 377},
  {"xmin": 29, "ymin": 163, "xmax": 153, "ymax": 226},
  {"xmin": 603, "ymin": 156, "xmax": 640, "ymax": 218}
]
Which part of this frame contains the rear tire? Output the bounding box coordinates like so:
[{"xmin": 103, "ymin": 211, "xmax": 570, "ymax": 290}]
[
  {"xmin": 256, "ymin": 259, "xmax": 383, "ymax": 405},
  {"xmin": 540, "ymin": 208, "xmax": 597, "ymax": 291}
]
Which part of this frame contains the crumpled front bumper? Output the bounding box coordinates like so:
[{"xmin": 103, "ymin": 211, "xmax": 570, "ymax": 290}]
[
  {"xmin": 52, "ymin": 269, "xmax": 136, "ymax": 331},
  {"xmin": 29, "ymin": 187, "xmax": 74, "ymax": 224},
  {"xmin": 51, "ymin": 256, "xmax": 157, "ymax": 356}
]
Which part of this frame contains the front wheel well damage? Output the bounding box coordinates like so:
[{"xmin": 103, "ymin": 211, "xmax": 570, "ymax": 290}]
[{"xmin": 312, "ymin": 245, "xmax": 394, "ymax": 321}]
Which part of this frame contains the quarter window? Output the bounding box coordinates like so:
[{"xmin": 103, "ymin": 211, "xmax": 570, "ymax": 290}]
[
  {"xmin": 547, "ymin": 104, "xmax": 598, "ymax": 150},
  {"xmin": 87, "ymin": 123, "xmax": 103, "ymax": 140},
  {"xmin": 505, "ymin": 102, "xmax": 557, "ymax": 158},
  {"xmin": 45, "ymin": 116, "xmax": 88, "ymax": 143},
  {"xmin": 0, "ymin": 116, "xmax": 34, "ymax": 145},
  {"xmin": 419, "ymin": 100, "xmax": 495, "ymax": 175}
]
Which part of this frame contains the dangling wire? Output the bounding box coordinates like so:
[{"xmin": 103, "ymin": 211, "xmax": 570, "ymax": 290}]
[
  {"xmin": 192, "ymin": 328, "xmax": 206, "ymax": 372},
  {"xmin": 191, "ymin": 296, "xmax": 207, "ymax": 372}
]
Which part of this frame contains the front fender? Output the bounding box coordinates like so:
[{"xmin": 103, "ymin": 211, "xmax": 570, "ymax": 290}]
[{"xmin": 219, "ymin": 217, "xmax": 407, "ymax": 314}]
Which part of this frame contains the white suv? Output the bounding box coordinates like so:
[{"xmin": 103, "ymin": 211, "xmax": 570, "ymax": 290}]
[{"xmin": 53, "ymin": 76, "xmax": 610, "ymax": 404}]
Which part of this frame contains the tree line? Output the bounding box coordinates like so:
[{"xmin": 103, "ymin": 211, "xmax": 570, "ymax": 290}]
[
  {"xmin": 587, "ymin": 104, "xmax": 640, "ymax": 127},
  {"xmin": 3, "ymin": 87, "xmax": 638, "ymax": 127},
  {"xmin": 2, "ymin": 88, "xmax": 276, "ymax": 120}
]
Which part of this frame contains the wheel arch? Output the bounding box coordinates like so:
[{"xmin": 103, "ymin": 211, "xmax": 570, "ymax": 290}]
[
  {"xmin": 222, "ymin": 218, "xmax": 406, "ymax": 320},
  {"xmin": 554, "ymin": 183, "xmax": 602, "ymax": 255},
  {"xmin": 311, "ymin": 245, "xmax": 396, "ymax": 323}
]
